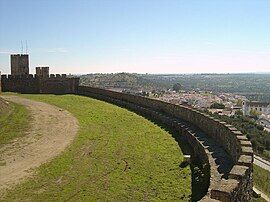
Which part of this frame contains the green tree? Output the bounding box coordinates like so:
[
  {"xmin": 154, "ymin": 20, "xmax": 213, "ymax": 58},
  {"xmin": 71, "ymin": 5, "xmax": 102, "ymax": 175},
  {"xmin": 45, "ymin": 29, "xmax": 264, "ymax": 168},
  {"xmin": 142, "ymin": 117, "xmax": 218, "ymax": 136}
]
[
  {"xmin": 210, "ymin": 102, "xmax": 225, "ymax": 109},
  {"xmin": 172, "ymin": 83, "xmax": 182, "ymax": 92},
  {"xmin": 235, "ymin": 110, "xmax": 243, "ymax": 116},
  {"xmin": 236, "ymin": 99, "xmax": 243, "ymax": 107}
]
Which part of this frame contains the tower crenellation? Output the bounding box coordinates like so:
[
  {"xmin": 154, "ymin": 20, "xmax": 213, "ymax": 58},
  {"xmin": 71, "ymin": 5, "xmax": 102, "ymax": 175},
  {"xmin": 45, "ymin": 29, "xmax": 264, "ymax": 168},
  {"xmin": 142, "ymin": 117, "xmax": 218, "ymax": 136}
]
[
  {"xmin": 1, "ymin": 54, "xmax": 79, "ymax": 94},
  {"xmin": 36, "ymin": 66, "xmax": 49, "ymax": 78}
]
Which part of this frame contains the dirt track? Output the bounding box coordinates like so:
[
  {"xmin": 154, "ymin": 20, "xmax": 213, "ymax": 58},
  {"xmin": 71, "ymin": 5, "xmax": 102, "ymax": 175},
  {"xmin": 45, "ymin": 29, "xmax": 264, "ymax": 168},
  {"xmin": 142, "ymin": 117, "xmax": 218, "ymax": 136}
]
[{"xmin": 0, "ymin": 96, "xmax": 78, "ymax": 193}]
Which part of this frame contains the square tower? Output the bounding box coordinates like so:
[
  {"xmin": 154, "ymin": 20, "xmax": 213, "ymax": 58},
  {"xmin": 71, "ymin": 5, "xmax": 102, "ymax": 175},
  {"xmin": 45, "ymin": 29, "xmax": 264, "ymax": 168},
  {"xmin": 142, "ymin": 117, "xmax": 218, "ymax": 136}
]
[
  {"xmin": 36, "ymin": 66, "xmax": 49, "ymax": 78},
  {"xmin": 11, "ymin": 54, "xmax": 29, "ymax": 76}
]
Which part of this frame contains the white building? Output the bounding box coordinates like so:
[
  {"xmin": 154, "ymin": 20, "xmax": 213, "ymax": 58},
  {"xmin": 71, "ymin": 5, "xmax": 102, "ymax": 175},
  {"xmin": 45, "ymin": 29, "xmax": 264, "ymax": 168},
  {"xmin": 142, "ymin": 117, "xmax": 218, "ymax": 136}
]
[
  {"xmin": 242, "ymin": 101, "xmax": 270, "ymax": 116},
  {"xmin": 258, "ymin": 118, "xmax": 270, "ymax": 128}
]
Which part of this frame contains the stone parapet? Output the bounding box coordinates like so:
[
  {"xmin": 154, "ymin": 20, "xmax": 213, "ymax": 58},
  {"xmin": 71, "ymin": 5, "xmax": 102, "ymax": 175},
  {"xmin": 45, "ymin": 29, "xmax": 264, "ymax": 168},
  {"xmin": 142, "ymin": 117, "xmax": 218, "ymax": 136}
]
[
  {"xmin": 1, "ymin": 74, "xmax": 79, "ymax": 94},
  {"xmin": 77, "ymin": 86, "xmax": 253, "ymax": 201}
]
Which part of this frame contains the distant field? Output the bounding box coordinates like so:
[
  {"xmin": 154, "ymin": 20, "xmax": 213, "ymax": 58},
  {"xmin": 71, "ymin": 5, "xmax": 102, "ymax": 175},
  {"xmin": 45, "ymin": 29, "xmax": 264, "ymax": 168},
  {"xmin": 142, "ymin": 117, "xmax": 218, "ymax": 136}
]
[
  {"xmin": 1, "ymin": 94, "xmax": 191, "ymax": 201},
  {"xmin": 80, "ymin": 73, "xmax": 270, "ymax": 102},
  {"xmin": 0, "ymin": 98, "xmax": 29, "ymax": 145}
]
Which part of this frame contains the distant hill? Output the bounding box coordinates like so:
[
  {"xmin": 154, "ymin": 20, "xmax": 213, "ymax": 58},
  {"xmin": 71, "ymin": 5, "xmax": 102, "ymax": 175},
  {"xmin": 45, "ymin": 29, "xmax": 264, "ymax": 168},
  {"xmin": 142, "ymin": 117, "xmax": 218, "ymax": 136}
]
[
  {"xmin": 80, "ymin": 73, "xmax": 168, "ymax": 91},
  {"xmin": 80, "ymin": 73, "xmax": 270, "ymax": 102}
]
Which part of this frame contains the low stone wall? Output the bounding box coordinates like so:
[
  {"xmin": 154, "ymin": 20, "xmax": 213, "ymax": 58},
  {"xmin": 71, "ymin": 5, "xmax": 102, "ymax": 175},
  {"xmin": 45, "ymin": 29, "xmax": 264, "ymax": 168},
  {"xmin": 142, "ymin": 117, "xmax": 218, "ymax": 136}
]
[
  {"xmin": 1, "ymin": 74, "xmax": 79, "ymax": 94},
  {"xmin": 78, "ymin": 86, "xmax": 253, "ymax": 201}
]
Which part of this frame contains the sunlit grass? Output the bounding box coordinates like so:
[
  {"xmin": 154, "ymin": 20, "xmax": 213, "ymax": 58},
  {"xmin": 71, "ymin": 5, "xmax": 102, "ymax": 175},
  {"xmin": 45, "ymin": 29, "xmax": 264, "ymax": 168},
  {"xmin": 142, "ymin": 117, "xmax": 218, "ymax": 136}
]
[
  {"xmin": 2, "ymin": 94, "xmax": 191, "ymax": 201},
  {"xmin": 253, "ymin": 164, "xmax": 270, "ymax": 198},
  {"xmin": 0, "ymin": 100, "xmax": 29, "ymax": 145}
]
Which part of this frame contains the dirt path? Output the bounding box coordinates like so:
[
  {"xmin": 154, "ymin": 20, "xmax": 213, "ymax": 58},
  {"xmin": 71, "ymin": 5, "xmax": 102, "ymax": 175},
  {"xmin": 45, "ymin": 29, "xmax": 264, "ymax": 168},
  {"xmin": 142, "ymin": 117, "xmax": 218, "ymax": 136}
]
[{"xmin": 0, "ymin": 95, "xmax": 78, "ymax": 193}]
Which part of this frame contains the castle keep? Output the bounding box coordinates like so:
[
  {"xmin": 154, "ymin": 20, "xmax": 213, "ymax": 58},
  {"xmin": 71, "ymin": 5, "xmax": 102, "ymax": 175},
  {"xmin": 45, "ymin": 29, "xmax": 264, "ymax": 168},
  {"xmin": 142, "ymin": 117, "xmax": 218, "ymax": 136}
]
[
  {"xmin": 1, "ymin": 54, "xmax": 79, "ymax": 94},
  {"xmin": 11, "ymin": 54, "xmax": 29, "ymax": 76}
]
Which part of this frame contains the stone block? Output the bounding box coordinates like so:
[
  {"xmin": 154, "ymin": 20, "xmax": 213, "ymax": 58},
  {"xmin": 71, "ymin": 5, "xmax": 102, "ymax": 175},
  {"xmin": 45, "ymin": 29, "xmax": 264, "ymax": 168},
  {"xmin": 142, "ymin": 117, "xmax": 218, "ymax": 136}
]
[
  {"xmin": 237, "ymin": 155, "xmax": 253, "ymax": 167},
  {"xmin": 241, "ymin": 146, "xmax": 253, "ymax": 155},
  {"xmin": 210, "ymin": 179, "xmax": 239, "ymax": 201},
  {"xmin": 229, "ymin": 165, "xmax": 249, "ymax": 180},
  {"xmin": 240, "ymin": 140, "xmax": 252, "ymax": 147}
]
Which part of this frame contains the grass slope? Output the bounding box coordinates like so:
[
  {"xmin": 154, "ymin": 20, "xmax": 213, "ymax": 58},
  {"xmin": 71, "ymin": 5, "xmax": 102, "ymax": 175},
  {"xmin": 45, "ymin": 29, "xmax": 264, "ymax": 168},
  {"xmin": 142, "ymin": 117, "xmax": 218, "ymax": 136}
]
[
  {"xmin": 253, "ymin": 164, "xmax": 270, "ymax": 198},
  {"xmin": 251, "ymin": 198, "xmax": 267, "ymax": 202},
  {"xmin": 0, "ymin": 99, "xmax": 29, "ymax": 145},
  {"xmin": 0, "ymin": 98, "xmax": 10, "ymax": 115},
  {"xmin": 2, "ymin": 94, "xmax": 191, "ymax": 201}
]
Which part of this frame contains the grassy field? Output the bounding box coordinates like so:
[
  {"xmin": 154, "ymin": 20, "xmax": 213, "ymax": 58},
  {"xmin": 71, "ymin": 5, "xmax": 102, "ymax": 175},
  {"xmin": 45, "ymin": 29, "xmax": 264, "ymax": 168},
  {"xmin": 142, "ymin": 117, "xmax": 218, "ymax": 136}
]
[
  {"xmin": 1, "ymin": 94, "xmax": 191, "ymax": 201},
  {"xmin": 251, "ymin": 198, "xmax": 267, "ymax": 202},
  {"xmin": 0, "ymin": 98, "xmax": 29, "ymax": 145},
  {"xmin": 253, "ymin": 164, "xmax": 270, "ymax": 198}
]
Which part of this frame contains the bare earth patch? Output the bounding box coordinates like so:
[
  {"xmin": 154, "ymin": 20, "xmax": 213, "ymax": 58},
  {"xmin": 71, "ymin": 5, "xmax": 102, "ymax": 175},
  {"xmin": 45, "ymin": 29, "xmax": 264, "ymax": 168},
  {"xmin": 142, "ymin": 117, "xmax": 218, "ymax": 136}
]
[{"xmin": 0, "ymin": 95, "xmax": 78, "ymax": 194}]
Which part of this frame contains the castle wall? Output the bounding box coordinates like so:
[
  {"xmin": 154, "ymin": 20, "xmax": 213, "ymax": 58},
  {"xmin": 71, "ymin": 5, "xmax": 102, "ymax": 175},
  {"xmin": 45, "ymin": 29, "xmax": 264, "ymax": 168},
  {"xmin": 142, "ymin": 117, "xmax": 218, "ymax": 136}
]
[
  {"xmin": 0, "ymin": 71, "xmax": 1, "ymax": 93},
  {"xmin": 1, "ymin": 74, "xmax": 79, "ymax": 94},
  {"xmin": 1, "ymin": 75, "xmax": 40, "ymax": 93},
  {"xmin": 39, "ymin": 74, "xmax": 79, "ymax": 94},
  {"xmin": 77, "ymin": 86, "xmax": 253, "ymax": 201}
]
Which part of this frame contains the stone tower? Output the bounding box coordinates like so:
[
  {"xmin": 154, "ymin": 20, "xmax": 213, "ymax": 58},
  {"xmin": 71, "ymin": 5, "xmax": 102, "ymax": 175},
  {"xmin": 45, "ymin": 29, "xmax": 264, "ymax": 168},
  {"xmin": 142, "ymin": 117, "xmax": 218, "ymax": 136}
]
[
  {"xmin": 36, "ymin": 67, "xmax": 49, "ymax": 78},
  {"xmin": 11, "ymin": 54, "xmax": 29, "ymax": 76}
]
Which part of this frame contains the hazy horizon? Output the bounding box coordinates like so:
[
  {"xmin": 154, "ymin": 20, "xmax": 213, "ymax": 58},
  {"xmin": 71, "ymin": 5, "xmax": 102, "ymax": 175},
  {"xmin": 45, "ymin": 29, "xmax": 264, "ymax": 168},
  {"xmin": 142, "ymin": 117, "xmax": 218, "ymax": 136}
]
[{"xmin": 1, "ymin": 0, "xmax": 270, "ymax": 74}]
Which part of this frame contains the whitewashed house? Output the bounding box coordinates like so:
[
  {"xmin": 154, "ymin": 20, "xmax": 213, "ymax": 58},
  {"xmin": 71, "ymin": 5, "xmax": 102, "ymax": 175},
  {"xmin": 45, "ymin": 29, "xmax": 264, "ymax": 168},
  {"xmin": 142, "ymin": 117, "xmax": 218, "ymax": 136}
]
[{"xmin": 242, "ymin": 101, "xmax": 270, "ymax": 116}]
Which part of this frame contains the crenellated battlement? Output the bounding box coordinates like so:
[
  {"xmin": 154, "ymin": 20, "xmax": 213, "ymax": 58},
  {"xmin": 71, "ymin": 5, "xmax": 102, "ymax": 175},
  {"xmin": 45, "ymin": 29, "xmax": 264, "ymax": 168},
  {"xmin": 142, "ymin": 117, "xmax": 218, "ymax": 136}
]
[
  {"xmin": 2, "ymin": 74, "xmax": 70, "ymax": 80},
  {"xmin": 1, "ymin": 74, "xmax": 79, "ymax": 94},
  {"xmin": 48, "ymin": 74, "xmax": 67, "ymax": 78}
]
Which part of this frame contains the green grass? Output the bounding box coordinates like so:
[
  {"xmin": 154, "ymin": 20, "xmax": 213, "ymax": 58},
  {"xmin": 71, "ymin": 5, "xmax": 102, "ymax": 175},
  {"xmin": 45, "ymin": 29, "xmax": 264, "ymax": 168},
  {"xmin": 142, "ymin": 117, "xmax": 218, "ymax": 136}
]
[
  {"xmin": 251, "ymin": 198, "xmax": 267, "ymax": 202},
  {"xmin": 0, "ymin": 100, "xmax": 30, "ymax": 145},
  {"xmin": 2, "ymin": 94, "xmax": 191, "ymax": 201},
  {"xmin": 253, "ymin": 164, "xmax": 270, "ymax": 198}
]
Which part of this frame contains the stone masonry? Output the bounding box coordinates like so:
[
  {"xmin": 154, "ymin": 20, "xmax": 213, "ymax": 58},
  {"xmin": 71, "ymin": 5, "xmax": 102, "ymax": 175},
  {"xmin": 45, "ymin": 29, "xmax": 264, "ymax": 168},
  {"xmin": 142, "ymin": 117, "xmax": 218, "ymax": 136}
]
[
  {"xmin": 11, "ymin": 54, "xmax": 29, "ymax": 76},
  {"xmin": 1, "ymin": 74, "xmax": 79, "ymax": 94},
  {"xmin": 78, "ymin": 86, "xmax": 254, "ymax": 202},
  {"xmin": 36, "ymin": 67, "xmax": 49, "ymax": 78}
]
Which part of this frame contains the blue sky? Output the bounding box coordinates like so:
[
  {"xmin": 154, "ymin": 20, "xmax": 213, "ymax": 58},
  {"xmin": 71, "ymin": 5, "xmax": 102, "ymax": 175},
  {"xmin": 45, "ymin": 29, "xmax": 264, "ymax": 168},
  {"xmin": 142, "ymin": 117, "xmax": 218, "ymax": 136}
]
[{"xmin": 0, "ymin": 0, "xmax": 270, "ymax": 74}]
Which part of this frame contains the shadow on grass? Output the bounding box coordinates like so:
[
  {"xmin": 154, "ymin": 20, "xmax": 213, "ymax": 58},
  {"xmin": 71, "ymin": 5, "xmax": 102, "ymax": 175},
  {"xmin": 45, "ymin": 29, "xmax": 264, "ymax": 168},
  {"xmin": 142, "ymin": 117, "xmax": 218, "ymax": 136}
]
[{"xmin": 139, "ymin": 113, "xmax": 209, "ymax": 202}]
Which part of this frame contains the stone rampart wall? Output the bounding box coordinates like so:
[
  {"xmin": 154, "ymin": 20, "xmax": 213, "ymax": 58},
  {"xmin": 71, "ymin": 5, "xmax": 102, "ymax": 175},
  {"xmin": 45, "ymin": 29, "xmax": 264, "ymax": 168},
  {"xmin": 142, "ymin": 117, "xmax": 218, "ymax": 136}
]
[
  {"xmin": 78, "ymin": 86, "xmax": 253, "ymax": 202},
  {"xmin": 1, "ymin": 74, "xmax": 79, "ymax": 94},
  {"xmin": 1, "ymin": 74, "xmax": 40, "ymax": 93}
]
